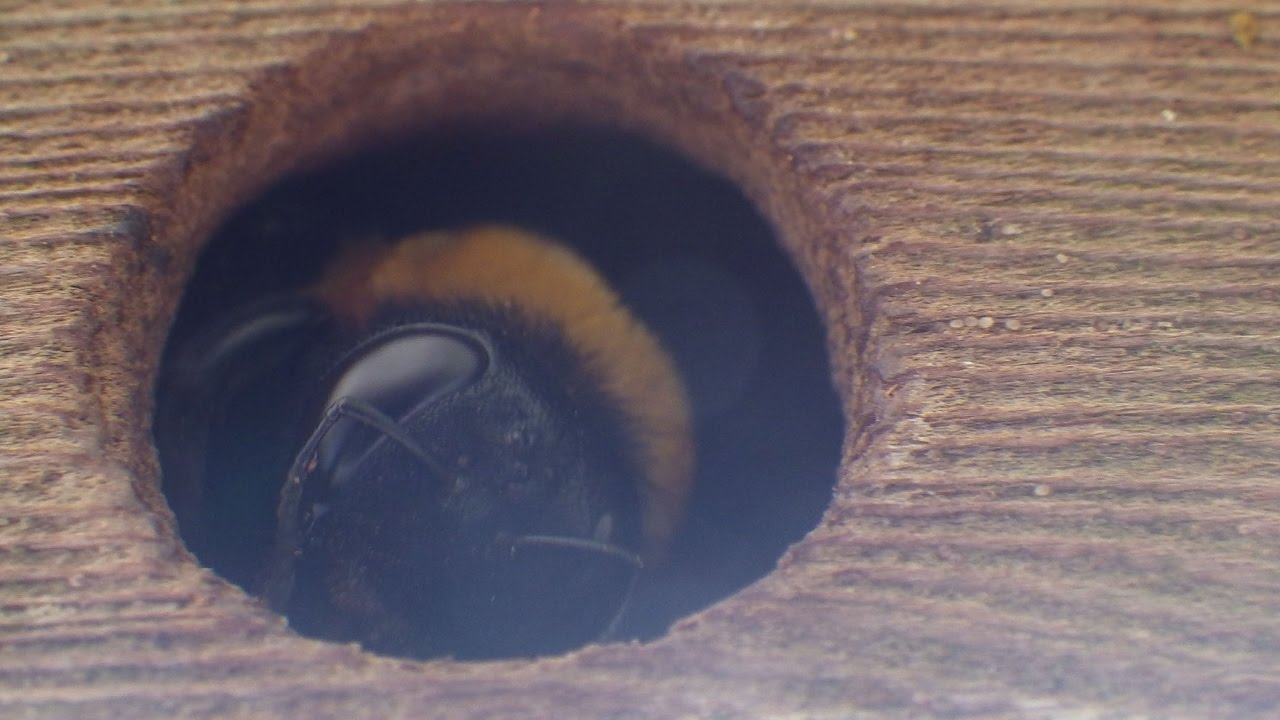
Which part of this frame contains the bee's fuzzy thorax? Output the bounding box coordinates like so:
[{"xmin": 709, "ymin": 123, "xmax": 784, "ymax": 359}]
[{"xmin": 312, "ymin": 225, "xmax": 693, "ymax": 559}]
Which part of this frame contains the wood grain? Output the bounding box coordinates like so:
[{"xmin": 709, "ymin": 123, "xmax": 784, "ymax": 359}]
[{"xmin": 2, "ymin": 1, "xmax": 1278, "ymax": 717}]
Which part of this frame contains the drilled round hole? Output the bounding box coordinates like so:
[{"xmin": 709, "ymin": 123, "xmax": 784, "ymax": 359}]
[{"xmin": 154, "ymin": 125, "xmax": 843, "ymax": 660}]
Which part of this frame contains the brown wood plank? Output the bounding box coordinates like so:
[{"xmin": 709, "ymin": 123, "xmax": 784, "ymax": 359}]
[{"xmin": 1, "ymin": 1, "xmax": 1277, "ymax": 717}]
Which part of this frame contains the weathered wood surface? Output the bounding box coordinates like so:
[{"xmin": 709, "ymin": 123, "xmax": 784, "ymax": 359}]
[{"xmin": 2, "ymin": 1, "xmax": 1278, "ymax": 717}]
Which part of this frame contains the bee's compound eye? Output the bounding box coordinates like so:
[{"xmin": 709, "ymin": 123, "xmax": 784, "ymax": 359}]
[
  {"xmin": 318, "ymin": 331, "xmax": 488, "ymax": 485},
  {"xmin": 331, "ymin": 331, "xmax": 487, "ymax": 418}
]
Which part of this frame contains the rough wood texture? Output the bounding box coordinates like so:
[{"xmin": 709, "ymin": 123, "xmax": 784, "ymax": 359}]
[{"xmin": 2, "ymin": 1, "xmax": 1278, "ymax": 718}]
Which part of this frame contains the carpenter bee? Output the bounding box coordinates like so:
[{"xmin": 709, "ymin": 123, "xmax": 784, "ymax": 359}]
[{"xmin": 156, "ymin": 225, "xmax": 693, "ymax": 660}]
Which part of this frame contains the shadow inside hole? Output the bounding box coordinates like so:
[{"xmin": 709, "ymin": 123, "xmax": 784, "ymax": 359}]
[{"xmin": 156, "ymin": 124, "xmax": 843, "ymax": 654}]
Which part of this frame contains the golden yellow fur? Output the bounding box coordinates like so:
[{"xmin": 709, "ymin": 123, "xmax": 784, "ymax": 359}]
[{"xmin": 312, "ymin": 226, "xmax": 693, "ymax": 559}]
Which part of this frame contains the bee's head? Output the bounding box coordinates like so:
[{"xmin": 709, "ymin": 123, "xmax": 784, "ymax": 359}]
[{"xmin": 264, "ymin": 321, "xmax": 646, "ymax": 660}]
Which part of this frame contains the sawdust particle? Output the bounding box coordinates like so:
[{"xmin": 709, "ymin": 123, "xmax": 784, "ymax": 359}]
[{"xmin": 1230, "ymin": 11, "xmax": 1259, "ymax": 50}]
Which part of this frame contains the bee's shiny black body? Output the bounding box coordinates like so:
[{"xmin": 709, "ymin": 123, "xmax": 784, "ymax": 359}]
[{"xmin": 157, "ymin": 227, "xmax": 692, "ymax": 660}]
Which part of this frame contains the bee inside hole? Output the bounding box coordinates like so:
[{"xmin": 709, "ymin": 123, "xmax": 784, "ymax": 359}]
[{"xmin": 154, "ymin": 125, "xmax": 844, "ymax": 661}]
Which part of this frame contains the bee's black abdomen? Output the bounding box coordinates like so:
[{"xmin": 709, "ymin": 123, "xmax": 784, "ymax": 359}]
[{"xmin": 280, "ymin": 300, "xmax": 650, "ymax": 659}]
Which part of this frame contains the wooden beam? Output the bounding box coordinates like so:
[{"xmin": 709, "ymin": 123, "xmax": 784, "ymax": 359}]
[{"xmin": 1, "ymin": 2, "xmax": 1276, "ymax": 717}]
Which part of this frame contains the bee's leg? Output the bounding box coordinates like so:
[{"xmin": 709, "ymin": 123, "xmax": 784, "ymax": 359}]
[
  {"xmin": 156, "ymin": 297, "xmax": 327, "ymax": 565},
  {"xmin": 509, "ymin": 535, "xmax": 644, "ymax": 643},
  {"xmin": 261, "ymin": 395, "xmax": 456, "ymax": 610}
]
